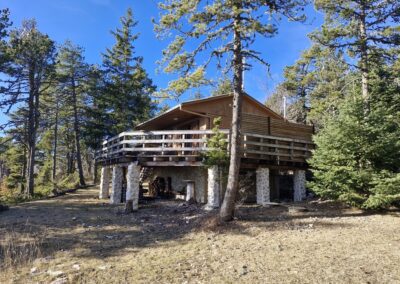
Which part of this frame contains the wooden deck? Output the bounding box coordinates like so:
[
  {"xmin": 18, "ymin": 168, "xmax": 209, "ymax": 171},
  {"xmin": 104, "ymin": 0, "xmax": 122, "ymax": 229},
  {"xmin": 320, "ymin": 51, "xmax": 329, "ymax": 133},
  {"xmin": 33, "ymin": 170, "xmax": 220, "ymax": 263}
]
[{"xmin": 96, "ymin": 129, "xmax": 313, "ymax": 168}]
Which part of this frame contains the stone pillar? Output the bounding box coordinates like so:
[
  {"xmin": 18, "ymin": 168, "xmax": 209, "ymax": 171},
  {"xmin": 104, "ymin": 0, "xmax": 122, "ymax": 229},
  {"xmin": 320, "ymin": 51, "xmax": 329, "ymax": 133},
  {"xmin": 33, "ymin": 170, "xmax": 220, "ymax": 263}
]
[
  {"xmin": 293, "ymin": 169, "xmax": 306, "ymax": 202},
  {"xmin": 206, "ymin": 166, "xmax": 220, "ymax": 209},
  {"xmin": 99, "ymin": 166, "xmax": 110, "ymax": 199},
  {"xmin": 186, "ymin": 181, "xmax": 195, "ymax": 202},
  {"xmin": 126, "ymin": 163, "xmax": 141, "ymax": 211},
  {"xmin": 256, "ymin": 167, "xmax": 270, "ymax": 206},
  {"xmin": 110, "ymin": 166, "xmax": 123, "ymax": 204}
]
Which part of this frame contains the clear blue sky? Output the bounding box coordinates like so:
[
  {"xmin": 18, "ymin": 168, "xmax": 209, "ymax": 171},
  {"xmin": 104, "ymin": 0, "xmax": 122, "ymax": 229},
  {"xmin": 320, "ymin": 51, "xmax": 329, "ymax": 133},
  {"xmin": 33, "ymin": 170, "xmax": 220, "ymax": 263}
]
[{"xmin": 1, "ymin": 0, "xmax": 323, "ymax": 125}]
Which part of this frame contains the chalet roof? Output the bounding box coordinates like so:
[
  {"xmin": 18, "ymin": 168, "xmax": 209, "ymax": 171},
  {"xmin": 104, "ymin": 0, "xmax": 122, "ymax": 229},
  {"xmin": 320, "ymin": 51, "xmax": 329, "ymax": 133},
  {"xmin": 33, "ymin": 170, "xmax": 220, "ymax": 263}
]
[{"xmin": 135, "ymin": 93, "xmax": 284, "ymax": 130}]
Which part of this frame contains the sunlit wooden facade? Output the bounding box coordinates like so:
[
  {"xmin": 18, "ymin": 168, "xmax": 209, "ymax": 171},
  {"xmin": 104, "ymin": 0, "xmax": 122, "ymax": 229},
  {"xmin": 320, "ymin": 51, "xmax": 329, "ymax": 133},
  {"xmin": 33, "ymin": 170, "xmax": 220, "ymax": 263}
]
[{"xmin": 96, "ymin": 94, "xmax": 314, "ymax": 169}]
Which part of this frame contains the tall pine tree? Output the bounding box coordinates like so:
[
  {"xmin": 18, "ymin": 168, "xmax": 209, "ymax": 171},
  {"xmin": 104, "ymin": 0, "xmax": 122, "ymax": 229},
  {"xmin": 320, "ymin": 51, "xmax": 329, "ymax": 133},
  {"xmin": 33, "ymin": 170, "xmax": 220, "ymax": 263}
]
[
  {"xmin": 155, "ymin": 0, "xmax": 308, "ymax": 221},
  {"xmin": 1, "ymin": 20, "xmax": 56, "ymax": 196},
  {"xmin": 311, "ymin": 0, "xmax": 400, "ymax": 108},
  {"xmin": 102, "ymin": 8, "xmax": 156, "ymax": 136},
  {"xmin": 56, "ymin": 41, "xmax": 89, "ymax": 187}
]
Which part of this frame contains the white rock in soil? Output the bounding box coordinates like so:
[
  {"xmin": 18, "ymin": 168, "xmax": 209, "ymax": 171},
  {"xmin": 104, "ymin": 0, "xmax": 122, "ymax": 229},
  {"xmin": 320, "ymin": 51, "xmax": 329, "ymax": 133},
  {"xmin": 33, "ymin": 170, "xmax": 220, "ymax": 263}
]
[
  {"xmin": 47, "ymin": 270, "xmax": 64, "ymax": 277},
  {"xmin": 50, "ymin": 277, "xmax": 67, "ymax": 284},
  {"xmin": 72, "ymin": 264, "xmax": 80, "ymax": 270},
  {"xmin": 30, "ymin": 267, "xmax": 38, "ymax": 274}
]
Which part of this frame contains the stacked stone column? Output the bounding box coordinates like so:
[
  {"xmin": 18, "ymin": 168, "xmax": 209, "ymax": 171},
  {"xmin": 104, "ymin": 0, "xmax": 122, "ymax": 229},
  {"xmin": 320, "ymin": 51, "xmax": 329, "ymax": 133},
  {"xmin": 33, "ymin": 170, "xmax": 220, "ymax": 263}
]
[
  {"xmin": 206, "ymin": 165, "xmax": 220, "ymax": 210},
  {"xmin": 110, "ymin": 166, "xmax": 123, "ymax": 204},
  {"xmin": 293, "ymin": 169, "xmax": 306, "ymax": 202},
  {"xmin": 185, "ymin": 181, "xmax": 195, "ymax": 202},
  {"xmin": 99, "ymin": 166, "xmax": 110, "ymax": 199},
  {"xmin": 256, "ymin": 167, "xmax": 270, "ymax": 206},
  {"xmin": 126, "ymin": 163, "xmax": 141, "ymax": 211}
]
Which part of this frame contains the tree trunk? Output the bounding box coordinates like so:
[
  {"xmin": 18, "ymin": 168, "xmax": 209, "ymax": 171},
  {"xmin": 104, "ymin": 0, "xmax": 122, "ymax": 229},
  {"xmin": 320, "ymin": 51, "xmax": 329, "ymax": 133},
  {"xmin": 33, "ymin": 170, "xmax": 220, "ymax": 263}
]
[
  {"xmin": 52, "ymin": 99, "xmax": 59, "ymax": 192},
  {"xmin": 72, "ymin": 79, "xmax": 86, "ymax": 187},
  {"xmin": 26, "ymin": 68, "xmax": 38, "ymax": 197},
  {"xmin": 93, "ymin": 162, "xmax": 98, "ymax": 184},
  {"xmin": 219, "ymin": 7, "xmax": 243, "ymax": 222},
  {"xmin": 19, "ymin": 146, "xmax": 27, "ymax": 194},
  {"xmin": 359, "ymin": 5, "xmax": 369, "ymax": 107}
]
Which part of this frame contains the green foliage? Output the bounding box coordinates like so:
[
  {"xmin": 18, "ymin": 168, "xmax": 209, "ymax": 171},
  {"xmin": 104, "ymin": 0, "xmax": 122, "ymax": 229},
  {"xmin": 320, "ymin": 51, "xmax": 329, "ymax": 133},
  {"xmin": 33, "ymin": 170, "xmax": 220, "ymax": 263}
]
[
  {"xmin": 101, "ymin": 8, "xmax": 156, "ymax": 135},
  {"xmin": 212, "ymin": 77, "xmax": 233, "ymax": 97},
  {"xmin": 202, "ymin": 117, "xmax": 229, "ymax": 167},
  {"xmin": 278, "ymin": 44, "xmax": 350, "ymax": 127},
  {"xmin": 0, "ymin": 8, "xmax": 11, "ymax": 71},
  {"xmin": 312, "ymin": 0, "xmax": 400, "ymax": 62},
  {"xmin": 309, "ymin": 62, "xmax": 400, "ymax": 209},
  {"xmin": 154, "ymin": 0, "xmax": 308, "ymax": 98},
  {"xmin": 265, "ymin": 84, "xmax": 307, "ymax": 122},
  {"xmin": 2, "ymin": 143, "xmax": 25, "ymax": 190}
]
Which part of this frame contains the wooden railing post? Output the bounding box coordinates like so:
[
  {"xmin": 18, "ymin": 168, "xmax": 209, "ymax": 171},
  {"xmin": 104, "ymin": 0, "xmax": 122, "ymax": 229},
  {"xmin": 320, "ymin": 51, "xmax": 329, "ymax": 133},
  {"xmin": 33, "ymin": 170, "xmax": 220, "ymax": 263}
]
[
  {"xmin": 95, "ymin": 130, "xmax": 313, "ymax": 164},
  {"xmin": 161, "ymin": 134, "xmax": 165, "ymax": 155}
]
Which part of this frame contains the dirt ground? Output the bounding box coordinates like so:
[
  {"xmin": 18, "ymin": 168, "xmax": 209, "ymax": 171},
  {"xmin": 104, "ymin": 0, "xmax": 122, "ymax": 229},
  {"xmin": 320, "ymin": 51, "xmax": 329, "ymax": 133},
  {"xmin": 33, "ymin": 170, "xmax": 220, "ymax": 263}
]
[{"xmin": 0, "ymin": 186, "xmax": 399, "ymax": 284}]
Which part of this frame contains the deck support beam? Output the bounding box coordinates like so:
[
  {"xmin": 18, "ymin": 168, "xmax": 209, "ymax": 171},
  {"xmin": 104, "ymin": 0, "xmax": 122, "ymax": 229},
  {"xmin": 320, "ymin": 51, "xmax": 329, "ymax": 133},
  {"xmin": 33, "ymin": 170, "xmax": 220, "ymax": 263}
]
[
  {"xmin": 256, "ymin": 167, "xmax": 270, "ymax": 206},
  {"xmin": 110, "ymin": 166, "xmax": 123, "ymax": 204},
  {"xmin": 125, "ymin": 163, "xmax": 141, "ymax": 212},
  {"xmin": 206, "ymin": 165, "xmax": 220, "ymax": 210},
  {"xmin": 99, "ymin": 166, "xmax": 110, "ymax": 199},
  {"xmin": 293, "ymin": 169, "xmax": 306, "ymax": 202}
]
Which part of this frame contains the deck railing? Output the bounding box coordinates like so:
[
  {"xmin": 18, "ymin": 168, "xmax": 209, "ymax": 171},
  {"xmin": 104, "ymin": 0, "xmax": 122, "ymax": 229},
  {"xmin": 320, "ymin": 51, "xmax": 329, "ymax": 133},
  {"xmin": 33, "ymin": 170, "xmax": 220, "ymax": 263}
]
[{"xmin": 95, "ymin": 129, "xmax": 313, "ymax": 163}]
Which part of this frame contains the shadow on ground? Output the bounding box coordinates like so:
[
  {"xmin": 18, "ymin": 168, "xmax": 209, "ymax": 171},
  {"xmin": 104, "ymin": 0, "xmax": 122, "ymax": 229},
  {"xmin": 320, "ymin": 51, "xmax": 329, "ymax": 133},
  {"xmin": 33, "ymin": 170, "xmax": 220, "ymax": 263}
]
[{"xmin": 1, "ymin": 186, "xmax": 397, "ymax": 262}]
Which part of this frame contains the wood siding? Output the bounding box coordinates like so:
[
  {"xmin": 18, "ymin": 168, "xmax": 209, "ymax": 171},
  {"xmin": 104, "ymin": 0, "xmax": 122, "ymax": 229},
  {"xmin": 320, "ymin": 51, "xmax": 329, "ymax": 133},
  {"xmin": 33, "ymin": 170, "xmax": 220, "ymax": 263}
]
[{"xmin": 242, "ymin": 113, "xmax": 313, "ymax": 141}]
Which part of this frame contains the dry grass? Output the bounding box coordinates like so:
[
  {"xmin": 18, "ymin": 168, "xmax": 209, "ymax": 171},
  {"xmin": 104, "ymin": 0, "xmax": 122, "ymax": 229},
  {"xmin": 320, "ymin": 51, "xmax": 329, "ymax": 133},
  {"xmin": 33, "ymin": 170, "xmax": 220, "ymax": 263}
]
[
  {"xmin": 0, "ymin": 186, "xmax": 399, "ymax": 284},
  {"xmin": 0, "ymin": 224, "xmax": 44, "ymax": 269}
]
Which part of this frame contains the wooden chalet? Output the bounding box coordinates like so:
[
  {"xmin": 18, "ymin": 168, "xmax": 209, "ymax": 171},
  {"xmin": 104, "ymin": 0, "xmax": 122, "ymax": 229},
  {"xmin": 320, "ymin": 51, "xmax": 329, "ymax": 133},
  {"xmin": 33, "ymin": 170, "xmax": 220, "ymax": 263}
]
[{"xmin": 96, "ymin": 94, "xmax": 314, "ymax": 210}]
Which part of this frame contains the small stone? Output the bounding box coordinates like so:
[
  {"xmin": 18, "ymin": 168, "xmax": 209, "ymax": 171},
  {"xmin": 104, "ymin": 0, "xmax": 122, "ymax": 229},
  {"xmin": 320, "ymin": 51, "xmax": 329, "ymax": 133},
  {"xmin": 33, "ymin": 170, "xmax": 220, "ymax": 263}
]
[
  {"xmin": 72, "ymin": 264, "xmax": 80, "ymax": 270},
  {"xmin": 50, "ymin": 277, "xmax": 67, "ymax": 284},
  {"xmin": 72, "ymin": 217, "xmax": 77, "ymax": 221},
  {"xmin": 47, "ymin": 270, "xmax": 64, "ymax": 277},
  {"xmin": 30, "ymin": 267, "xmax": 38, "ymax": 274},
  {"xmin": 98, "ymin": 265, "xmax": 110, "ymax": 270}
]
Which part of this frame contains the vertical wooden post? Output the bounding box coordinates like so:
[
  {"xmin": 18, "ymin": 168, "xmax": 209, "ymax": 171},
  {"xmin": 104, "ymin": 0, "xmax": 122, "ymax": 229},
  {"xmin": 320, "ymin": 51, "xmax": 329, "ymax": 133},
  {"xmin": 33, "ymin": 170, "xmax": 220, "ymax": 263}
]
[{"xmin": 181, "ymin": 133, "xmax": 185, "ymax": 155}]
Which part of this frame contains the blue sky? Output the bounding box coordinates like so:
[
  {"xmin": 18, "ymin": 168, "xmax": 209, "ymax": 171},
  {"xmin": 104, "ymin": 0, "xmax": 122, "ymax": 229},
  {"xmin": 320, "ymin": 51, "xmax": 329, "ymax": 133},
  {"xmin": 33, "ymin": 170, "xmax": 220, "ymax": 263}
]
[{"xmin": 1, "ymin": 0, "xmax": 323, "ymax": 125}]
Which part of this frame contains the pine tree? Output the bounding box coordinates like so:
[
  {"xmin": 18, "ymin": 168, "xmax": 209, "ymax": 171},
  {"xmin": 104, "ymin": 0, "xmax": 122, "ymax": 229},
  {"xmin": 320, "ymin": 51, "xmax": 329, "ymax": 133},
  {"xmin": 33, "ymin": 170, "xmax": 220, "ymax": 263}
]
[
  {"xmin": 102, "ymin": 8, "xmax": 156, "ymax": 136},
  {"xmin": 311, "ymin": 0, "xmax": 400, "ymax": 107},
  {"xmin": 56, "ymin": 41, "xmax": 89, "ymax": 187},
  {"xmin": 81, "ymin": 66, "xmax": 107, "ymax": 183},
  {"xmin": 308, "ymin": 59, "xmax": 400, "ymax": 209},
  {"xmin": 155, "ymin": 0, "xmax": 308, "ymax": 221},
  {"xmin": 212, "ymin": 77, "xmax": 234, "ymax": 97},
  {"xmin": 280, "ymin": 44, "xmax": 350, "ymax": 127},
  {"xmin": 265, "ymin": 83, "xmax": 306, "ymax": 122},
  {"xmin": 0, "ymin": 8, "xmax": 11, "ymax": 74},
  {"xmin": 1, "ymin": 20, "xmax": 56, "ymax": 196}
]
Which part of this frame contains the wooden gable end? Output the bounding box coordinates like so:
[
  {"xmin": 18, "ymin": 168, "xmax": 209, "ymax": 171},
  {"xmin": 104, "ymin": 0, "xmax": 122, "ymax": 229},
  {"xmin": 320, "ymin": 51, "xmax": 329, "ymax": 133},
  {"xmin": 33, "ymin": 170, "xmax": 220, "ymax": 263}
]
[{"xmin": 181, "ymin": 94, "xmax": 283, "ymax": 129}]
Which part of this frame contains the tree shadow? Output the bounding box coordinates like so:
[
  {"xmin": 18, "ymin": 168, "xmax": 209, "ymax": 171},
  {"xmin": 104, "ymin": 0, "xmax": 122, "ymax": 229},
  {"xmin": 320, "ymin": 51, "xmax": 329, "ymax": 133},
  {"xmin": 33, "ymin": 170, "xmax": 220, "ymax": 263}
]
[
  {"xmin": 1, "ymin": 188, "xmax": 398, "ymax": 262},
  {"xmin": 0, "ymin": 190, "xmax": 248, "ymax": 261}
]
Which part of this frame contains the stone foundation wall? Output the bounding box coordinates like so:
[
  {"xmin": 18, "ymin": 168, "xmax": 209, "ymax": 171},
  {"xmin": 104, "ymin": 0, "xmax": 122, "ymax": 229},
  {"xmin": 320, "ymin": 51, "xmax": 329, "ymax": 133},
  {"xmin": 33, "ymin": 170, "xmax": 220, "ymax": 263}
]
[{"xmin": 149, "ymin": 167, "xmax": 208, "ymax": 203}]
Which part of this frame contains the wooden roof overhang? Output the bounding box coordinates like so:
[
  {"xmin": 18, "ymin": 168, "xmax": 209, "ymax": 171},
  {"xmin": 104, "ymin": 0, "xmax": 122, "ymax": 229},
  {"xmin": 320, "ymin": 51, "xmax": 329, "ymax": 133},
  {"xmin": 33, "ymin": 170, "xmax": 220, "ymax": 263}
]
[
  {"xmin": 136, "ymin": 94, "xmax": 285, "ymax": 131},
  {"xmin": 135, "ymin": 104, "xmax": 212, "ymax": 130}
]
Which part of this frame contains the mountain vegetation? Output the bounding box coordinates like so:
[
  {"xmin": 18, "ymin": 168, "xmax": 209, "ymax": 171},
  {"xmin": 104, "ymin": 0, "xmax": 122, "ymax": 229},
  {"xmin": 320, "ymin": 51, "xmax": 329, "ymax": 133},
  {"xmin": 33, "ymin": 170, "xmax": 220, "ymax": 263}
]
[{"xmin": 0, "ymin": 8, "xmax": 155, "ymax": 202}]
